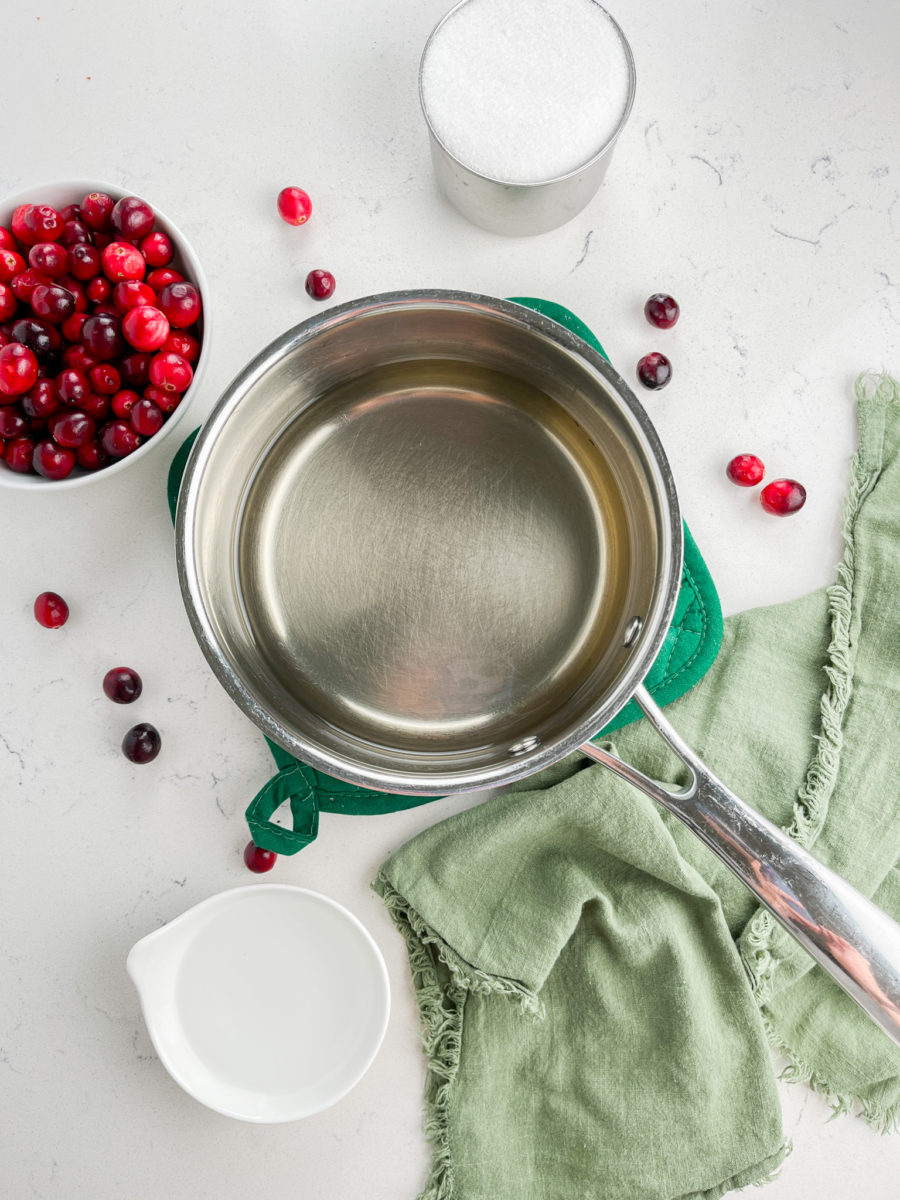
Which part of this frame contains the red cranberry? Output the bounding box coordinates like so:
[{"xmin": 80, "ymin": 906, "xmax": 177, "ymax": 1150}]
[
  {"xmin": 34, "ymin": 590, "xmax": 69, "ymax": 627},
  {"xmin": 30, "ymin": 283, "xmax": 76, "ymax": 324},
  {"xmin": 15, "ymin": 205, "xmax": 65, "ymax": 246},
  {"xmin": 0, "ymin": 408, "xmax": 27, "ymax": 439},
  {"xmin": 4, "ymin": 435, "xmax": 36, "ymax": 472},
  {"xmin": 88, "ymin": 363, "xmax": 120, "ymax": 394},
  {"xmin": 760, "ymin": 478, "xmax": 806, "ymax": 517},
  {"xmin": 81, "ymin": 313, "xmax": 124, "ymax": 361},
  {"xmin": 80, "ymin": 192, "xmax": 115, "ymax": 232},
  {"xmin": 113, "ymin": 280, "xmax": 155, "ymax": 314},
  {"xmin": 122, "ymin": 722, "xmax": 160, "ymax": 764},
  {"xmin": 80, "ymin": 392, "xmax": 111, "ymax": 421},
  {"xmin": 59, "ymin": 203, "xmax": 82, "ymax": 222},
  {"xmin": 33, "ymin": 439, "xmax": 76, "ymax": 480},
  {"xmin": 56, "ymin": 368, "xmax": 90, "ymax": 408},
  {"xmin": 0, "ymin": 284, "xmax": 17, "ymax": 322},
  {"xmin": 243, "ymin": 841, "xmax": 277, "ymax": 873},
  {"xmin": 130, "ymin": 397, "xmax": 164, "ymax": 436},
  {"xmin": 11, "ymin": 316, "xmax": 61, "ymax": 359},
  {"xmin": 277, "ymin": 187, "xmax": 312, "ymax": 226},
  {"xmin": 50, "ymin": 410, "xmax": 95, "ymax": 448},
  {"xmin": 0, "ymin": 344, "xmax": 39, "ymax": 396},
  {"xmin": 119, "ymin": 352, "xmax": 152, "ymax": 387},
  {"xmin": 146, "ymin": 267, "xmax": 183, "ymax": 291},
  {"xmin": 76, "ymin": 439, "xmax": 109, "ymax": 470},
  {"xmin": 100, "ymin": 419, "xmax": 142, "ymax": 457},
  {"xmin": 67, "ymin": 242, "xmax": 101, "ymax": 281},
  {"xmin": 103, "ymin": 666, "xmax": 143, "ymax": 703},
  {"xmin": 144, "ymin": 384, "xmax": 180, "ymax": 414},
  {"xmin": 637, "ymin": 352, "xmax": 672, "ymax": 390},
  {"xmin": 58, "ymin": 219, "xmax": 93, "ymax": 249},
  {"xmin": 85, "ymin": 277, "xmax": 112, "ymax": 304},
  {"xmin": 305, "ymin": 269, "xmax": 335, "ymax": 301},
  {"xmin": 0, "ymin": 249, "xmax": 27, "ymax": 284},
  {"xmin": 0, "ymin": 228, "xmax": 16, "ymax": 252},
  {"xmin": 139, "ymin": 230, "xmax": 173, "ymax": 267},
  {"xmin": 22, "ymin": 378, "xmax": 59, "ymax": 419},
  {"xmin": 61, "ymin": 312, "xmax": 88, "ymax": 343},
  {"xmin": 111, "ymin": 389, "xmax": 139, "ymax": 418},
  {"xmin": 58, "ymin": 275, "xmax": 88, "ymax": 313},
  {"xmin": 111, "ymin": 197, "xmax": 155, "ymax": 241},
  {"xmin": 161, "ymin": 331, "xmax": 200, "ymax": 364},
  {"xmin": 644, "ymin": 293, "xmax": 680, "ymax": 329},
  {"xmin": 726, "ymin": 454, "xmax": 765, "ymax": 487},
  {"xmin": 157, "ymin": 282, "xmax": 201, "ymax": 329},
  {"xmin": 101, "ymin": 242, "xmax": 145, "ymax": 282},
  {"xmin": 28, "ymin": 243, "xmax": 68, "ymax": 279},
  {"xmin": 61, "ymin": 345, "xmax": 98, "ymax": 374},
  {"xmin": 149, "ymin": 351, "xmax": 192, "ymax": 394},
  {"xmin": 122, "ymin": 305, "xmax": 169, "ymax": 352},
  {"xmin": 11, "ymin": 268, "xmax": 51, "ymax": 304}
]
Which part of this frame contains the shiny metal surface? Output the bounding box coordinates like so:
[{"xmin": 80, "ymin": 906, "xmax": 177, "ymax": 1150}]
[
  {"xmin": 582, "ymin": 685, "xmax": 900, "ymax": 1046},
  {"xmin": 418, "ymin": 1, "xmax": 637, "ymax": 236},
  {"xmin": 177, "ymin": 291, "xmax": 680, "ymax": 794}
]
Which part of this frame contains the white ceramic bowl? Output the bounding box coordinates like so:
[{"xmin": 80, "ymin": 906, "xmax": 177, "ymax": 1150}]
[
  {"xmin": 127, "ymin": 885, "xmax": 391, "ymax": 1123},
  {"xmin": 0, "ymin": 179, "xmax": 210, "ymax": 490}
]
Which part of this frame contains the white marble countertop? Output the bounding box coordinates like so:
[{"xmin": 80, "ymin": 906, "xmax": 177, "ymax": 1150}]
[{"xmin": 2, "ymin": 0, "xmax": 899, "ymax": 1196}]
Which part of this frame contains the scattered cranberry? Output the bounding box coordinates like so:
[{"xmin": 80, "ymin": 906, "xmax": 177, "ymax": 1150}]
[
  {"xmin": 277, "ymin": 187, "xmax": 312, "ymax": 227},
  {"xmin": 22, "ymin": 379, "xmax": 60, "ymax": 419},
  {"xmin": 122, "ymin": 722, "xmax": 161, "ymax": 764},
  {"xmin": 111, "ymin": 196, "xmax": 155, "ymax": 241},
  {"xmin": 80, "ymin": 192, "xmax": 115, "ymax": 232},
  {"xmin": 101, "ymin": 241, "xmax": 145, "ymax": 282},
  {"xmin": 28, "ymin": 243, "xmax": 68, "ymax": 279},
  {"xmin": 0, "ymin": 344, "xmax": 39, "ymax": 396},
  {"xmin": 149, "ymin": 351, "xmax": 192, "ymax": 393},
  {"xmin": 243, "ymin": 841, "xmax": 278, "ymax": 873},
  {"xmin": 122, "ymin": 305, "xmax": 169, "ymax": 352},
  {"xmin": 637, "ymin": 352, "xmax": 672, "ymax": 390},
  {"xmin": 113, "ymin": 280, "xmax": 155, "ymax": 313},
  {"xmin": 30, "ymin": 283, "xmax": 75, "ymax": 324},
  {"xmin": 644, "ymin": 293, "xmax": 680, "ymax": 329},
  {"xmin": 33, "ymin": 439, "xmax": 76, "ymax": 480},
  {"xmin": 67, "ymin": 242, "xmax": 101, "ymax": 281},
  {"xmin": 157, "ymin": 282, "xmax": 201, "ymax": 329},
  {"xmin": 100, "ymin": 419, "xmax": 141, "ymax": 457},
  {"xmin": 103, "ymin": 666, "xmax": 143, "ymax": 704},
  {"xmin": 130, "ymin": 397, "xmax": 164, "ymax": 436},
  {"xmin": 139, "ymin": 230, "xmax": 173, "ymax": 267},
  {"xmin": 760, "ymin": 478, "xmax": 806, "ymax": 517},
  {"xmin": 726, "ymin": 454, "xmax": 765, "ymax": 487},
  {"xmin": 305, "ymin": 269, "xmax": 335, "ymax": 301},
  {"xmin": 5, "ymin": 435, "xmax": 36, "ymax": 472},
  {"xmin": 50, "ymin": 410, "xmax": 95, "ymax": 448},
  {"xmin": 34, "ymin": 590, "xmax": 69, "ymax": 628}
]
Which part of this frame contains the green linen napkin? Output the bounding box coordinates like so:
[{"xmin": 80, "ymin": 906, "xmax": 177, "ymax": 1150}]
[{"xmin": 375, "ymin": 373, "xmax": 900, "ymax": 1199}]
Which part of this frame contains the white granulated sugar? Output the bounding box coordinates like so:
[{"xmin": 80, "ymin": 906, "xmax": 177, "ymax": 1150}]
[{"xmin": 421, "ymin": 0, "xmax": 631, "ymax": 184}]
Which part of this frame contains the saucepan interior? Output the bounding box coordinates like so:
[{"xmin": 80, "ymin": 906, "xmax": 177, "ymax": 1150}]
[{"xmin": 176, "ymin": 292, "xmax": 681, "ymax": 793}]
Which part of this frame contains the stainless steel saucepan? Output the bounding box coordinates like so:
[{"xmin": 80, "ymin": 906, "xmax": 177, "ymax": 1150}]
[{"xmin": 176, "ymin": 291, "xmax": 900, "ymax": 1044}]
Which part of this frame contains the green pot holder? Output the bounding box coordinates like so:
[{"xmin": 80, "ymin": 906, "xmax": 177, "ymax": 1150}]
[{"xmin": 167, "ymin": 297, "xmax": 723, "ymax": 854}]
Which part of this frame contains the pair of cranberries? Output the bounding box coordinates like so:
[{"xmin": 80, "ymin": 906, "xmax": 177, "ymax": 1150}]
[
  {"xmin": 276, "ymin": 186, "xmax": 335, "ymax": 304},
  {"xmin": 0, "ymin": 192, "xmax": 202, "ymax": 480},
  {"xmin": 637, "ymin": 293, "xmax": 678, "ymax": 390},
  {"xmin": 726, "ymin": 455, "xmax": 807, "ymax": 516},
  {"xmin": 33, "ymin": 590, "xmax": 161, "ymax": 759}
]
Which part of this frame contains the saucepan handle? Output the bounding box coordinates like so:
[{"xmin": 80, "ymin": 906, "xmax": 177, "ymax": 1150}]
[{"xmin": 580, "ymin": 683, "xmax": 900, "ymax": 1047}]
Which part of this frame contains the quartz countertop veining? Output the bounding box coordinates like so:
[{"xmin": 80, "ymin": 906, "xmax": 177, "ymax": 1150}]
[{"xmin": 2, "ymin": 1, "xmax": 899, "ymax": 1196}]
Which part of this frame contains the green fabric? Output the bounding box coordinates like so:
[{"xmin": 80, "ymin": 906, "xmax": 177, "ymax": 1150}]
[
  {"xmin": 375, "ymin": 373, "xmax": 900, "ymax": 1200},
  {"xmin": 166, "ymin": 298, "xmax": 722, "ymax": 853}
]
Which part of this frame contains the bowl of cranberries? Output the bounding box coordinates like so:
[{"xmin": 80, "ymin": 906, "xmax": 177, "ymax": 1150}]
[{"xmin": 0, "ymin": 180, "xmax": 209, "ymax": 487}]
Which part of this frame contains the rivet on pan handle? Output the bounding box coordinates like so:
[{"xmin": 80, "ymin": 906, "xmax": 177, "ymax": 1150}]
[{"xmin": 581, "ymin": 683, "xmax": 900, "ymax": 1047}]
